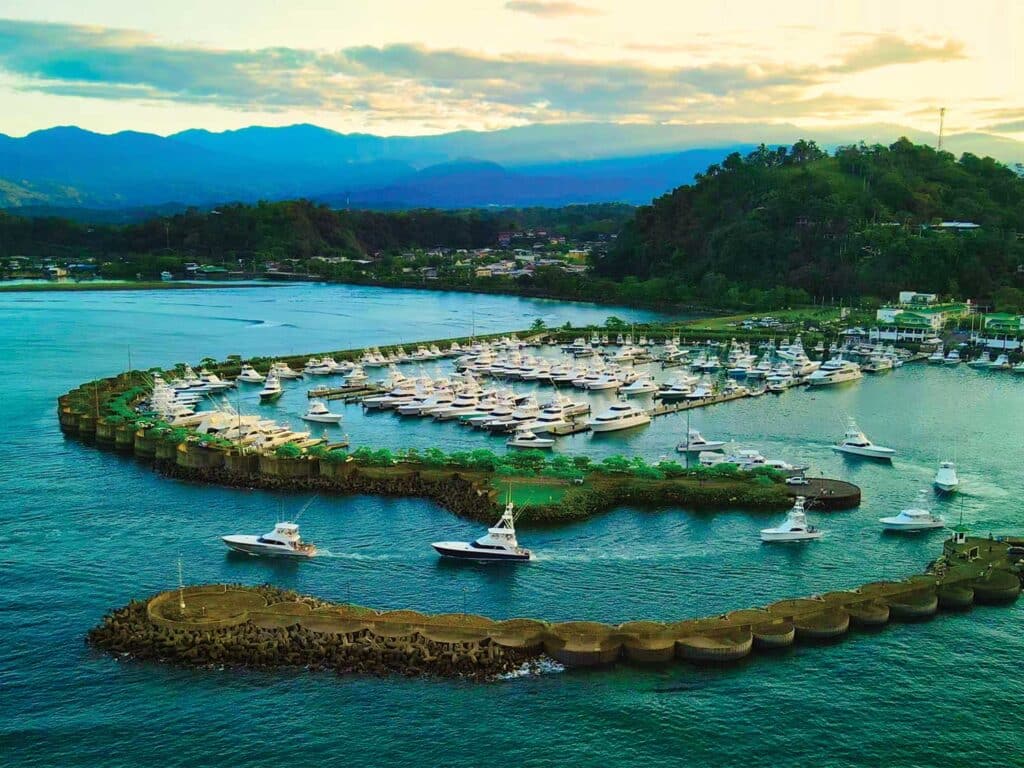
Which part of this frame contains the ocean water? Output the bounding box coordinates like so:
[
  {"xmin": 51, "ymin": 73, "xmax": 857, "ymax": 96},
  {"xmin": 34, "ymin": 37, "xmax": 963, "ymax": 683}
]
[{"xmin": 1, "ymin": 284, "xmax": 1021, "ymax": 767}]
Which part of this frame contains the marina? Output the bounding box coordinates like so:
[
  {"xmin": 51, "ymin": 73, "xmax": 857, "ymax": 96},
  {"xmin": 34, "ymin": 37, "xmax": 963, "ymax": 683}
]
[{"xmin": 7, "ymin": 284, "xmax": 1024, "ymax": 768}]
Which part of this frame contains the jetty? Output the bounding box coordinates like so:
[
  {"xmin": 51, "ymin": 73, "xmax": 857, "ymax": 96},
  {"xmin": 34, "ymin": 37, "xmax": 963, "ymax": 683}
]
[{"xmin": 88, "ymin": 535, "xmax": 1023, "ymax": 679}]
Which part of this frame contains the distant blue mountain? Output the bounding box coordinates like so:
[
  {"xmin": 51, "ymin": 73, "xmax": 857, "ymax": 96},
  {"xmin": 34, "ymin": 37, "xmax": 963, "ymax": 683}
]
[{"xmin": 1, "ymin": 121, "xmax": 1021, "ymax": 212}]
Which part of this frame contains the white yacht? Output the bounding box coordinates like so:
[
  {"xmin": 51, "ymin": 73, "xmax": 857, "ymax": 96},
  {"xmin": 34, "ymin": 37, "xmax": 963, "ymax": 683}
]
[
  {"xmin": 967, "ymin": 351, "xmax": 992, "ymax": 368},
  {"xmin": 222, "ymin": 521, "xmax": 317, "ymax": 558},
  {"xmin": 806, "ymin": 357, "xmax": 862, "ymax": 387},
  {"xmin": 1014, "ymin": 360, "xmax": 1024, "ymax": 374},
  {"xmin": 519, "ymin": 406, "xmax": 570, "ymax": 434},
  {"xmin": 301, "ymin": 399, "xmax": 343, "ymax": 424},
  {"xmin": 990, "ymin": 353, "xmax": 1011, "ymax": 370},
  {"xmin": 270, "ymin": 362, "xmax": 304, "ymax": 379},
  {"xmin": 431, "ymin": 500, "xmax": 533, "ymax": 562},
  {"xmin": 621, "ymin": 376, "xmax": 658, "ymax": 396},
  {"xmin": 933, "ymin": 461, "xmax": 959, "ymax": 493},
  {"xmin": 258, "ymin": 374, "xmax": 283, "ymax": 403},
  {"xmin": 927, "ymin": 346, "xmax": 946, "ymax": 364},
  {"xmin": 676, "ymin": 428, "xmax": 726, "ymax": 453},
  {"xmin": 237, "ymin": 364, "xmax": 265, "ymax": 383},
  {"xmin": 879, "ymin": 492, "xmax": 945, "ymax": 531},
  {"xmin": 760, "ymin": 497, "xmax": 823, "ymax": 542},
  {"xmin": 944, "ymin": 350, "xmax": 962, "ymax": 365},
  {"xmin": 832, "ymin": 421, "xmax": 895, "ymax": 460},
  {"xmin": 506, "ymin": 428, "xmax": 554, "ymax": 449},
  {"xmin": 587, "ymin": 402, "xmax": 651, "ymax": 433},
  {"xmin": 198, "ymin": 370, "xmax": 235, "ymax": 393}
]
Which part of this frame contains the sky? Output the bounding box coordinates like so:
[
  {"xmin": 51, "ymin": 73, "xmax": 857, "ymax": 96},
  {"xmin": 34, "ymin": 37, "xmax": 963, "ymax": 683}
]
[{"xmin": 0, "ymin": 0, "xmax": 1020, "ymax": 139}]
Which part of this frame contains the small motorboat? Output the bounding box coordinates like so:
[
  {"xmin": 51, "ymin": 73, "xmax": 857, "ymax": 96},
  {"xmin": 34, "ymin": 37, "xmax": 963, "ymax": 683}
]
[
  {"xmin": 506, "ymin": 427, "xmax": 554, "ymax": 449},
  {"xmin": 760, "ymin": 497, "xmax": 823, "ymax": 542},
  {"xmin": 431, "ymin": 499, "xmax": 533, "ymax": 562},
  {"xmin": 676, "ymin": 428, "xmax": 726, "ymax": 453},
  {"xmin": 237, "ymin": 364, "xmax": 265, "ymax": 383},
  {"xmin": 259, "ymin": 373, "xmax": 283, "ymax": 403},
  {"xmin": 301, "ymin": 399, "xmax": 343, "ymax": 424},
  {"xmin": 879, "ymin": 492, "xmax": 945, "ymax": 531},
  {"xmin": 222, "ymin": 521, "xmax": 317, "ymax": 558},
  {"xmin": 831, "ymin": 420, "xmax": 895, "ymax": 460},
  {"xmin": 944, "ymin": 350, "xmax": 962, "ymax": 365},
  {"xmin": 933, "ymin": 461, "xmax": 959, "ymax": 493}
]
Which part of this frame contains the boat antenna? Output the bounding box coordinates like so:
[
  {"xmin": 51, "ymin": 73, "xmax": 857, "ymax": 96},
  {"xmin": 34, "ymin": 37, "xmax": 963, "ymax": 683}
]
[{"xmin": 294, "ymin": 495, "xmax": 319, "ymax": 522}]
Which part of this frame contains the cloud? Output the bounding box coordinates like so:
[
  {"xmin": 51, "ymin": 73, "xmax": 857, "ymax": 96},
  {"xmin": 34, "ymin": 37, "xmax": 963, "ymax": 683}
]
[
  {"xmin": 0, "ymin": 18, "xmax": 968, "ymax": 130},
  {"xmin": 505, "ymin": 1, "xmax": 601, "ymax": 17},
  {"xmin": 828, "ymin": 34, "xmax": 965, "ymax": 74},
  {"xmin": 983, "ymin": 119, "xmax": 1024, "ymax": 133}
]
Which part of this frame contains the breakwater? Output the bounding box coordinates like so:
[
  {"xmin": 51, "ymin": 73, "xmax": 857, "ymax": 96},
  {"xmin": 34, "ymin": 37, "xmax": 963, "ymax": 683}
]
[
  {"xmin": 57, "ymin": 380, "xmax": 798, "ymax": 523},
  {"xmin": 88, "ymin": 536, "xmax": 1022, "ymax": 679}
]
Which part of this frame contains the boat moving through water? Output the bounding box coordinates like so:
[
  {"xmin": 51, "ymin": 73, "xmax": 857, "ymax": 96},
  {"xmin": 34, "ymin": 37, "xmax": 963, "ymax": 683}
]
[
  {"xmin": 431, "ymin": 500, "xmax": 533, "ymax": 562},
  {"xmin": 879, "ymin": 492, "xmax": 945, "ymax": 531},
  {"xmin": 832, "ymin": 421, "xmax": 895, "ymax": 460},
  {"xmin": 760, "ymin": 497, "xmax": 823, "ymax": 542},
  {"xmin": 222, "ymin": 521, "xmax": 317, "ymax": 558}
]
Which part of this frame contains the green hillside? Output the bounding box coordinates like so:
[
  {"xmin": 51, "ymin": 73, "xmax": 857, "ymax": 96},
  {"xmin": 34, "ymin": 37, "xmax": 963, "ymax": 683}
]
[{"xmin": 602, "ymin": 139, "xmax": 1024, "ymax": 303}]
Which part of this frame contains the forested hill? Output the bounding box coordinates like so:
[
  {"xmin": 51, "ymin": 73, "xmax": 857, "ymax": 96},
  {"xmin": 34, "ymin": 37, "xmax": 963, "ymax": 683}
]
[
  {"xmin": 0, "ymin": 202, "xmax": 632, "ymax": 263},
  {"xmin": 601, "ymin": 139, "xmax": 1024, "ymax": 301}
]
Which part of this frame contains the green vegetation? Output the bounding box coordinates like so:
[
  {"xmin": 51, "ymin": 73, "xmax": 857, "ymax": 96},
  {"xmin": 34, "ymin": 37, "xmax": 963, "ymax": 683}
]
[
  {"xmin": 0, "ymin": 202, "xmax": 630, "ymax": 277},
  {"xmin": 605, "ymin": 138, "xmax": 1024, "ymax": 302}
]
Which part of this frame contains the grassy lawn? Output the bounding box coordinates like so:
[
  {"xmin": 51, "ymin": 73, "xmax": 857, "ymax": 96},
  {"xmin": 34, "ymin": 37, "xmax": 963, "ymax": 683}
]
[{"xmin": 682, "ymin": 307, "xmax": 845, "ymax": 331}]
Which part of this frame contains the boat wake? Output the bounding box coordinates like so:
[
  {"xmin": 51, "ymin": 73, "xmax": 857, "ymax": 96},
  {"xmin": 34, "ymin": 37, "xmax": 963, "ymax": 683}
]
[{"xmin": 315, "ymin": 550, "xmax": 395, "ymax": 562}]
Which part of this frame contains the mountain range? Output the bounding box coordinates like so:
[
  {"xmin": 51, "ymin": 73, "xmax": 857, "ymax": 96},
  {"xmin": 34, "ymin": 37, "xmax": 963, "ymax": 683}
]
[{"xmin": 1, "ymin": 122, "xmax": 1022, "ymax": 215}]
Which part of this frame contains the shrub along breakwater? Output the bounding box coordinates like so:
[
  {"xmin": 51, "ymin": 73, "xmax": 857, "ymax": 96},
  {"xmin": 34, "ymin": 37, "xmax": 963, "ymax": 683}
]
[{"xmin": 88, "ymin": 536, "xmax": 1023, "ymax": 679}]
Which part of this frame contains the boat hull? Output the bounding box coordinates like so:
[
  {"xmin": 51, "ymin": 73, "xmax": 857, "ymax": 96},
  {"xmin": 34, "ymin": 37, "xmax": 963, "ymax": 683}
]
[
  {"xmin": 587, "ymin": 415, "xmax": 651, "ymax": 433},
  {"xmin": 301, "ymin": 414, "xmax": 343, "ymax": 423},
  {"xmin": 832, "ymin": 445, "xmax": 894, "ymax": 460},
  {"xmin": 431, "ymin": 544, "xmax": 531, "ymax": 562},
  {"xmin": 221, "ymin": 536, "xmax": 316, "ymax": 558},
  {"xmin": 878, "ymin": 520, "xmax": 945, "ymax": 532},
  {"xmin": 760, "ymin": 531, "xmax": 823, "ymax": 542},
  {"xmin": 259, "ymin": 392, "xmax": 283, "ymax": 403}
]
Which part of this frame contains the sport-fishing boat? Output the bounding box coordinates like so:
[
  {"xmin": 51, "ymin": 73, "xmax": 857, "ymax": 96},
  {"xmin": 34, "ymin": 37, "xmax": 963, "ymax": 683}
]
[
  {"xmin": 760, "ymin": 497, "xmax": 822, "ymax": 542},
  {"xmin": 222, "ymin": 521, "xmax": 317, "ymax": 558},
  {"xmin": 431, "ymin": 499, "xmax": 533, "ymax": 562},
  {"xmin": 301, "ymin": 399, "xmax": 343, "ymax": 424},
  {"xmin": 944, "ymin": 349, "xmax": 962, "ymax": 365},
  {"xmin": 506, "ymin": 428, "xmax": 554, "ymax": 449},
  {"xmin": 258, "ymin": 374, "xmax": 283, "ymax": 403},
  {"xmin": 927, "ymin": 345, "xmax": 946, "ymax": 364},
  {"xmin": 879, "ymin": 492, "xmax": 945, "ymax": 531},
  {"xmin": 806, "ymin": 356, "xmax": 862, "ymax": 387},
  {"xmin": 270, "ymin": 362, "xmax": 304, "ymax": 379},
  {"xmin": 967, "ymin": 351, "xmax": 992, "ymax": 368},
  {"xmin": 832, "ymin": 420, "xmax": 895, "ymax": 460},
  {"xmin": 990, "ymin": 353, "xmax": 1011, "ymax": 370},
  {"xmin": 676, "ymin": 428, "xmax": 726, "ymax": 453},
  {"xmin": 237, "ymin": 364, "xmax": 265, "ymax": 383},
  {"xmin": 621, "ymin": 376, "xmax": 658, "ymax": 396},
  {"xmin": 934, "ymin": 461, "xmax": 959, "ymax": 493},
  {"xmin": 586, "ymin": 402, "xmax": 651, "ymax": 433},
  {"xmin": 1014, "ymin": 360, "xmax": 1024, "ymax": 374}
]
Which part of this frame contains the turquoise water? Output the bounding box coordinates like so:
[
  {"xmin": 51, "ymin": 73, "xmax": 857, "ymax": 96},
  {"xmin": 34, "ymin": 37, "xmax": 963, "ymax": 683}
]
[{"xmin": 2, "ymin": 284, "xmax": 1022, "ymax": 767}]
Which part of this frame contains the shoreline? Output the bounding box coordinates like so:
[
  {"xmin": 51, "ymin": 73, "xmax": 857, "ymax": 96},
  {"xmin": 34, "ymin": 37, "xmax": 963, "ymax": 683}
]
[{"xmin": 0, "ymin": 280, "xmax": 283, "ymax": 293}]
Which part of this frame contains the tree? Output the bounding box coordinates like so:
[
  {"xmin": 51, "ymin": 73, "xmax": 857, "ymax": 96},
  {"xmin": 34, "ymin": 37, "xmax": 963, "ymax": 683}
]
[{"xmin": 530, "ymin": 318, "xmax": 547, "ymax": 332}]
